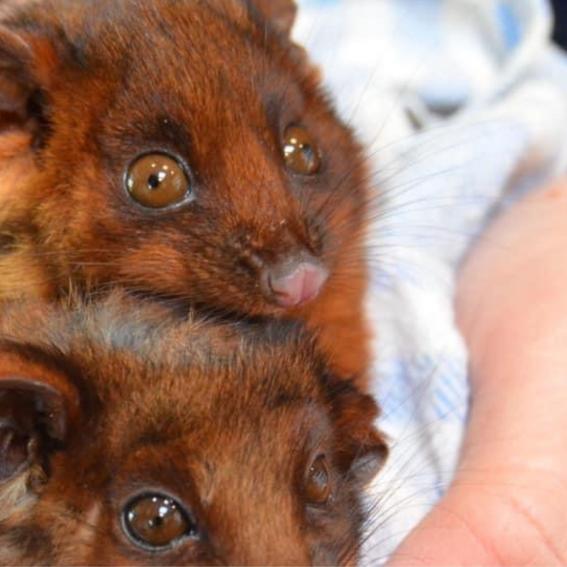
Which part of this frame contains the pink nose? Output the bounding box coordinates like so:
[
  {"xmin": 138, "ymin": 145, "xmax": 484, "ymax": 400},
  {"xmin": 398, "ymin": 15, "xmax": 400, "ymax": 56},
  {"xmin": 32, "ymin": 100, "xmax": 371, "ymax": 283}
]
[{"xmin": 265, "ymin": 259, "xmax": 329, "ymax": 308}]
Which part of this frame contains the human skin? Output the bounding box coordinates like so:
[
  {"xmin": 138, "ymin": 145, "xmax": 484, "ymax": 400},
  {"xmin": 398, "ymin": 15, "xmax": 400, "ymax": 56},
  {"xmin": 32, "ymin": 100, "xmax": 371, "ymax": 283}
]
[{"xmin": 388, "ymin": 181, "xmax": 567, "ymax": 565}]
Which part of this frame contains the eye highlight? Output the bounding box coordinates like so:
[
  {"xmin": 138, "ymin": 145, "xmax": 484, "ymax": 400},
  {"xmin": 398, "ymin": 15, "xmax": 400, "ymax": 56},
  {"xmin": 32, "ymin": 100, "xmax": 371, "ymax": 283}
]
[
  {"xmin": 123, "ymin": 493, "xmax": 198, "ymax": 550},
  {"xmin": 126, "ymin": 153, "xmax": 191, "ymax": 209},
  {"xmin": 304, "ymin": 454, "xmax": 332, "ymax": 505},
  {"xmin": 283, "ymin": 125, "xmax": 321, "ymax": 175}
]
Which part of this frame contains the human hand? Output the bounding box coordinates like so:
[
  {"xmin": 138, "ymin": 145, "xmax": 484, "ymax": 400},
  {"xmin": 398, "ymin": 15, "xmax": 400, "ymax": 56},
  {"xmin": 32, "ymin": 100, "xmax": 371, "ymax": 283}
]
[{"xmin": 387, "ymin": 181, "xmax": 567, "ymax": 565}]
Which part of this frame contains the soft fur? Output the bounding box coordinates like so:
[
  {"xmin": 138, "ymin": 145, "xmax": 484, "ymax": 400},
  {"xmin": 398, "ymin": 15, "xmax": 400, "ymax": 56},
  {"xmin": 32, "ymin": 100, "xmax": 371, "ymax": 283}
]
[
  {"xmin": 0, "ymin": 293, "xmax": 386, "ymax": 565},
  {"xmin": 0, "ymin": 0, "xmax": 372, "ymax": 383}
]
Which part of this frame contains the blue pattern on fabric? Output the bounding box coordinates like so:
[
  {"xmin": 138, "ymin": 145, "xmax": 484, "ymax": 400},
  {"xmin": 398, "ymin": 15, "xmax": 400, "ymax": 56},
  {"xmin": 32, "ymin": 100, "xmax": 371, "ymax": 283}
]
[{"xmin": 295, "ymin": 0, "xmax": 566, "ymax": 562}]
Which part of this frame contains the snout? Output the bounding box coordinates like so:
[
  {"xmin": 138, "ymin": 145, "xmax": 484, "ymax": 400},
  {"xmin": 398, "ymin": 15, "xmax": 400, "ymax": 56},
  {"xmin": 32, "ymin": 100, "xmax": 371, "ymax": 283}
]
[{"xmin": 262, "ymin": 255, "xmax": 329, "ymax": 308}]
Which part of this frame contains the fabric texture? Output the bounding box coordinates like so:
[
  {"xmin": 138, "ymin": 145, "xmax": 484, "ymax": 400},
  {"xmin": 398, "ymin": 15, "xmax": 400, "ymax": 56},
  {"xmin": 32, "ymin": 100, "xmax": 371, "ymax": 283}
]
[{"xmin": 294, "ymin": 0, "xmax": 567, "ymax": 561}]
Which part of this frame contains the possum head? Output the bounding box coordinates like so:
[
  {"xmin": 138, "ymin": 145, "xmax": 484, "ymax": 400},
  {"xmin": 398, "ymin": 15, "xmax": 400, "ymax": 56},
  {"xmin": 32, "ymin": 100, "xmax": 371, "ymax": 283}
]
[{"xmin": 0, "ymin": 0, "xmax": 369, "ymax": 317}]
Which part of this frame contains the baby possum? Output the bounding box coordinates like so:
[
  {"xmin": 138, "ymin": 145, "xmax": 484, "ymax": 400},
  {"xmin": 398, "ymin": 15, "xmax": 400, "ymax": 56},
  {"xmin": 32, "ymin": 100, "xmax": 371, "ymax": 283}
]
[
  {"xmin": 0, "ymin": 0, "xmax": 372, "ymax": 382},
  {"xmin": 0, "ymin": 293, "xmax": 387, "ymax": 565}
]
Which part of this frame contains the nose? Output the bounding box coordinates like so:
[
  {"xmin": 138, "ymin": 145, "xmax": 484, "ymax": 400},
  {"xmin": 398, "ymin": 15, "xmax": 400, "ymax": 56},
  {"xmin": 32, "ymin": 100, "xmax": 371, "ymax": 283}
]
[{"xmin": 263, "ymin": 256, "xmax": 329, "ymax": 308}]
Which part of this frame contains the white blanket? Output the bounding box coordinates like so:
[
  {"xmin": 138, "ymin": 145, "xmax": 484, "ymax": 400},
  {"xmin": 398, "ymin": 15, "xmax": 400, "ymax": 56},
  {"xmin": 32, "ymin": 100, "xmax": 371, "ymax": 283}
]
[{"xmin": 295, "ymin": 0, "xmax": 567, "ymax": 561}]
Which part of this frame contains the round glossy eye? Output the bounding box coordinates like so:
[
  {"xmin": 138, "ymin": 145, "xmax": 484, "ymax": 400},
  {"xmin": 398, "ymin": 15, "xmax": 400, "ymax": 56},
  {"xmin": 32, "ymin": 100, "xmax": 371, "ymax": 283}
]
[
  {"xmin": 123, "ymin": 493, "xmax": 197, "ymax": 550},
  {"xmin": 126, "ymin": 153, "xmax": 191, "ymax": 209},
  {"xmin": 283, "ymin": 125, "xmax": 321, "ymax": 175},
  {"xmin": 304, "ymin": 455, "xmax": 332, "ymax": 505}
]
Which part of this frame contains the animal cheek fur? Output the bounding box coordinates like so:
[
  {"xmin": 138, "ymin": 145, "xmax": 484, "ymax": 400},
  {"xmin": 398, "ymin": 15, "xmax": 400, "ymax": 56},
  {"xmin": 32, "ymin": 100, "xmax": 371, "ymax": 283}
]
[
  {"xmin": 114, "ymin": 243, "xmax": 194, "ymax": 293},
  {"xmin": 30, "ymin": 162, "xmax": 111, "ymax": 251}
]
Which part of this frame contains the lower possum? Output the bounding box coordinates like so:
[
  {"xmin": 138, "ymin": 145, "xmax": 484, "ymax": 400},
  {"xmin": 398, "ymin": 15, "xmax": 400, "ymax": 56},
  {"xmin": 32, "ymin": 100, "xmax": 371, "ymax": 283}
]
[
  {"xmin": 0, "ymin": 293, "xmax": 387, "ymax": 566},
  {"xmin": 0, "ymin": 0, "xmax": 373, "ymax": 383}
]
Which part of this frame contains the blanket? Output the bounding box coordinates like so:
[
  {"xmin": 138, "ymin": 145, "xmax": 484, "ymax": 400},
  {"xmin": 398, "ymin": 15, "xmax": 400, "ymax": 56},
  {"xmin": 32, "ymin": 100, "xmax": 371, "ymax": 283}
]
[{"xmin": 295, "ymin": 0, "xmax": 567, "ymax": 561}]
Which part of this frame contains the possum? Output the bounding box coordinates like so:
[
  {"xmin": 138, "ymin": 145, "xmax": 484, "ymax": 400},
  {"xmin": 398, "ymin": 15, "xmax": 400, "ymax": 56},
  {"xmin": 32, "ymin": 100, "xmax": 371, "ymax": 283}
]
[
  {"xmin": 0, "ymin": 292, "xmax": 386, "ymax": 565},
  {"xmin": 0, "ymin": 0, "xmax": 373, "ymax": 382}
]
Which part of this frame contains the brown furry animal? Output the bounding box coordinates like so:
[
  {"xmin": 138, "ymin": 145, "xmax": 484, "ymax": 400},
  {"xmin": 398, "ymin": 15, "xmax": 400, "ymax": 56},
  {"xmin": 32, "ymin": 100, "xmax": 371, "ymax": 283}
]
[
  {"xmin": 0, "ymin": 0, "xmax": 373, "ymax": 383},
  {"xmin": 0, "ymin": 292, "xmax": 386, "ymax": 565}
]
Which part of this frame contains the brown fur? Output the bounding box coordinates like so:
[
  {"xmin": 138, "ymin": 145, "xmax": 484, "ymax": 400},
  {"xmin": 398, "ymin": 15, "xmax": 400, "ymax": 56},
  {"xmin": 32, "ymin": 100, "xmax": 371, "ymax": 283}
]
[
  {"xmin": 0, "ymin": 0, "xmax": 372, "ymax": 383},
  {"xmin": 0, "ymin": 130, "xmax": 56, "ymax": 300},
  {"xmin": 0, "ymin": 293, "xmax": 386, "ymax": 565}
]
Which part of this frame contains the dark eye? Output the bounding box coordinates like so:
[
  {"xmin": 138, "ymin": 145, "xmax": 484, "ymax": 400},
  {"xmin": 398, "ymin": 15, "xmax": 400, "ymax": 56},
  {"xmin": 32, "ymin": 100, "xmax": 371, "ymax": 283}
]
[
  {"xmin": 126, "ymin": 153, "xmax": 191, "ymax": 209},
  {"xmin": 123, "ymin": 493, "xmax": 198, "ymax": 550},
  {"xmin": 304, "ymin": 454, "xmax": 332, "ymax": 505},
  {"xmin": 283, "ymin": 125, "xmax": 321, "ymax": 175}
]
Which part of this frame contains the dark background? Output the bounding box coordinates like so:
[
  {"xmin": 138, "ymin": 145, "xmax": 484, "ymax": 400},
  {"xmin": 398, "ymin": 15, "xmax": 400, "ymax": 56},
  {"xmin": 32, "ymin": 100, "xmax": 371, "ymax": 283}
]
[{"xmin": 552, "ymin": 0, "xmax": 567, "ymax": 50}]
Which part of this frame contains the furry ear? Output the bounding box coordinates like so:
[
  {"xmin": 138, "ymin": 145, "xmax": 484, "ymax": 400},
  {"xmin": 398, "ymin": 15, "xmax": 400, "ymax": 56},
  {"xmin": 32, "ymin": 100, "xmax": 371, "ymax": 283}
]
[
  {"xmin": 249, "ymin": 0, "xmax": 297, "ymax": 36},
  {"xmin": 347, "ymin": 426, "xmax": 388, "ymax": 486},
  {"xmin": 0, "ymin": 347, "xmax": 78, "ymax": 483},
  {"xmin": 0, "ymin": 26, "xmax": 36, "ymax": 120},
  {"xmin": 0, "ymin": 24, "xmax": 59, "ymax": 133},
  {"xmin": 328, "ymin": 378, "xmax": 389, "ymax": 486}
]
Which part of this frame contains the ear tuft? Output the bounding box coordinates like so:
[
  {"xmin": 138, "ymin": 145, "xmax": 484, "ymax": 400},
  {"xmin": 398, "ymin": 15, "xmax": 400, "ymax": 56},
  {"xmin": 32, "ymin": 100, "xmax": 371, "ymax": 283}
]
[
  {"xmin": 249, "ymin": 0, "xmax": 297, "ymax": 36},
  {"xmin": 0, "ymin": 420, "xmax": 32, "ymax": 481}
]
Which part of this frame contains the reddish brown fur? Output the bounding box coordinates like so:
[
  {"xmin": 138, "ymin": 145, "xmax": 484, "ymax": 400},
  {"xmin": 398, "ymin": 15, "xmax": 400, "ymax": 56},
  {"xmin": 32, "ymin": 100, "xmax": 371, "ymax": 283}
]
[
  {"xmin": 0, "ymin": 293, "xmax": 386, "ymax": 565},
  {"xmin": 0, "ymin": 0, "xmax": 372, "ymax": 383},
  {"xmin": 0, "ymin": 130, "xmax": 56, "ymax": 300}
]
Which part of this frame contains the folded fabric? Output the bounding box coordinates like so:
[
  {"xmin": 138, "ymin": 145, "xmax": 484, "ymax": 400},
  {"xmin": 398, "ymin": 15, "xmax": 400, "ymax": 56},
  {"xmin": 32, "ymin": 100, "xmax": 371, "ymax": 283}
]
[{"xmin": 295, "ymin": 0, "xmax": 567, "ymax": 562}]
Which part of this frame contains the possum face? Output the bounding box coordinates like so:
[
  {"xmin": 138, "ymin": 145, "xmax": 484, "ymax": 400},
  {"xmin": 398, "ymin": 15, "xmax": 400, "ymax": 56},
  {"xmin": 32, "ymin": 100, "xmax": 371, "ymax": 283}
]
[
  {"xmin": 0, "ymin": 0, "xmax": 370, "ymax": 317},
  {"xmin": 0, "ymin": 294, "xmax": 386, "ymax": 565}
]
